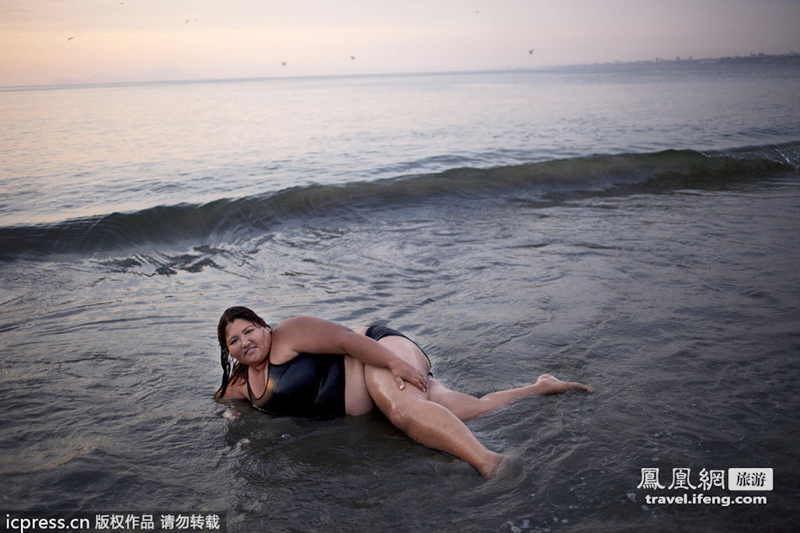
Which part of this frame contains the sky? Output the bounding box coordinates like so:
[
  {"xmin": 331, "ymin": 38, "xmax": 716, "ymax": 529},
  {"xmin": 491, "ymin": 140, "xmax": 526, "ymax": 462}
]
[{"xmin": 1, "ymin": 0, "xmax": 799, "ymax": 86}]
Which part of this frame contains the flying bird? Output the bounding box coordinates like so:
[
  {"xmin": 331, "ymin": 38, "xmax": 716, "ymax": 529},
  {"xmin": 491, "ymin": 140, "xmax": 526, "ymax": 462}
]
[
  {"xmin": 68, "ymin": 37, "xmax": 74, "ymax": 41},
  {"xmin": 529, "ymin": 48, "xmax": 535, "ymax": 54}
]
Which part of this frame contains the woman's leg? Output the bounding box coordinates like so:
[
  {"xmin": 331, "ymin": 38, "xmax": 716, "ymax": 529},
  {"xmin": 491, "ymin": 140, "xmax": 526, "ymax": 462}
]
[
  {"xmin": 429, "ymin": 374, "xmax": 591, "ymax": 421},
  {"xmin": 362, "ymin": 336, "xmax": 505, "ymax": 477}
]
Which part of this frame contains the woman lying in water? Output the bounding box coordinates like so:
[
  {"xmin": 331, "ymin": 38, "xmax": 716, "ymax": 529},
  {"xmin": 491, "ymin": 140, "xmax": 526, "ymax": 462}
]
[{"xmin": 215, "ymin": 306, "xmax": 591, "ymax": 478}]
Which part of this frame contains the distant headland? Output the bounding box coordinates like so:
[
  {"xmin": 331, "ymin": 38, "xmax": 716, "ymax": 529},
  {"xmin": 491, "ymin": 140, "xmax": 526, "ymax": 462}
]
[{"xmin": 576, "ymin": 52, "xmax": 800, "ymax": 69}]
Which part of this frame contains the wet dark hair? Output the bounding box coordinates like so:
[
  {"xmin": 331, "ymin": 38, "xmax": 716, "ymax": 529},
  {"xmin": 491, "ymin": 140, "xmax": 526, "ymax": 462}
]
[{"xmin": 215, "ymin": 306, "xmax": 269, "ymax": 399}]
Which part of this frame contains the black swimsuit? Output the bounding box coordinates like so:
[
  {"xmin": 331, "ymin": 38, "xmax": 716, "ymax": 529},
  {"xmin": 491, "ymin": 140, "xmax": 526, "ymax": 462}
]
[
  {"xmin": 247, "ymin": 353, "xmax": 346, "ymax": 418},
  {"xmin": 246, "ymin": 325, "xmax": 428, "ymax": 418}
]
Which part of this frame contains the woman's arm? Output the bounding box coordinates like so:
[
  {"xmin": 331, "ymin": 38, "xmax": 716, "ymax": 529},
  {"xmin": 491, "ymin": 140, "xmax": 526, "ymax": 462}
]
[{"xmin": 272, "ymin": 316, "xmax": 428, "ymax": 392}]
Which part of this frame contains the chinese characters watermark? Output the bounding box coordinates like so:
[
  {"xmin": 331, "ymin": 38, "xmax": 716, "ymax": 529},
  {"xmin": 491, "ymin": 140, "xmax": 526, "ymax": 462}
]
[{"xmin": 635, "ymin": 468, "xmax": 771, "ymax": 507}]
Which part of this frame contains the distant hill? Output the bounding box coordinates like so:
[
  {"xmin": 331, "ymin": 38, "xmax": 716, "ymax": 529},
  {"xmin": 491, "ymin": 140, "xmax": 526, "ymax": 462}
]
[{"xmin": 586, "ymin": 52, "xmax": 800, "ymax": 69}]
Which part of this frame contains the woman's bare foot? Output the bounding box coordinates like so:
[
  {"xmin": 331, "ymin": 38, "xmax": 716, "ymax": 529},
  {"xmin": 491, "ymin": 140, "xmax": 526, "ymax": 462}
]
[
  {"xmin": 486, "ymin": 454, "xmax": 512, "ymax": 479},
  {"xmin": 477, "ymin": 451, "xmax": 505, "ymax": 478},
  {"xmin": 485, "ymin": 453, "xmax": 524, "ymax": 481},
  {"xmin": 535, "ymin": 374, "xmax": 592, "ymax": 395}
]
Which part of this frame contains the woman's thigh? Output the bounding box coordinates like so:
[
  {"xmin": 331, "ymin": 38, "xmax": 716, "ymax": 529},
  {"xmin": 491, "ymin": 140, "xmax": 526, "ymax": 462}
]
[
  {"xmin": 362, "ymin": 335, "xmax": 431, "ymax": 415},
  {"xmin": 348, "ymin": 328, "xmax": 431, "ymax": 415}
]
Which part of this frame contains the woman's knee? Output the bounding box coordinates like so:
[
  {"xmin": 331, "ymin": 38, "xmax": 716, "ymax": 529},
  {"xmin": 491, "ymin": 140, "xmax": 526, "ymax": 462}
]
[{"xmin": 383, "ymin": 401, "xmax": 416, "ymax": 431}]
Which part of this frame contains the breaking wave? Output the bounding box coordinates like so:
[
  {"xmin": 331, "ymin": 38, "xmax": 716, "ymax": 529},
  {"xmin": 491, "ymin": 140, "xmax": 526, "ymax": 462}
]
[{"xmin": 2, "ymin": 142, "xmax": 797, "ymax": 259}]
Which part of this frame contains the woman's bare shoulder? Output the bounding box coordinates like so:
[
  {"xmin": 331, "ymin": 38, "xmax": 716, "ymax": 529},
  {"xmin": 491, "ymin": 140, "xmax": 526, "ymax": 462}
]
[{"xmin": 274, "ymin": 316, "xmax": 334, "ymax": 330}]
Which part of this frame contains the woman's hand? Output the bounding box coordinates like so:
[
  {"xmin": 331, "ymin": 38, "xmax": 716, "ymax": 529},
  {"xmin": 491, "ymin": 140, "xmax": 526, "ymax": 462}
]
[
  {"xmin": 389, "ymin": 358, "xmax": 428, "ymax": 393},
  {"xmin": 273, "ymin": 317, "xmax": 430, "ymax": 392}
]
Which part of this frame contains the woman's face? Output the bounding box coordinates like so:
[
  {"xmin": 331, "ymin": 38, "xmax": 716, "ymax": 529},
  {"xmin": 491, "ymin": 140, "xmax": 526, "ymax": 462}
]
[{"xmin": 225, "ymin": 318, "xmax": 272, "ymax": 366}]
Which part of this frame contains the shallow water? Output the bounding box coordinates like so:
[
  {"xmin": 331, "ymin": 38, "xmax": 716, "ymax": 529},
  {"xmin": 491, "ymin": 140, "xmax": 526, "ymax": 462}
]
[{"xmin": 1, "ymin": 64, "xmax": 799, "ymax": 532}]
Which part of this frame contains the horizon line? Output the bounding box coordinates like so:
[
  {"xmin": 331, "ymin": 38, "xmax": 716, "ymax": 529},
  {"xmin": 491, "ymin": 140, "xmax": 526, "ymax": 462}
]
[{"xmin": 3, "ymin": 51, "xmax": 798, "ymax": 91}]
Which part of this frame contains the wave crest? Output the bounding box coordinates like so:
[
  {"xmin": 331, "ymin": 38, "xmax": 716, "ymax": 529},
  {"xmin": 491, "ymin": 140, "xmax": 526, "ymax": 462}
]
[{"xmin": 1, "ymin": 143, "xmax": 796, "ymax": 259}]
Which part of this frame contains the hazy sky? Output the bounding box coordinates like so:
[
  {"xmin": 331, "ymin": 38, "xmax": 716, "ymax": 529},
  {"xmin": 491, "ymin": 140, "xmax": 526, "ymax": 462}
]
[{"xmin": 1, "ymin": 0, "xmax": 799, "ymax": 86}]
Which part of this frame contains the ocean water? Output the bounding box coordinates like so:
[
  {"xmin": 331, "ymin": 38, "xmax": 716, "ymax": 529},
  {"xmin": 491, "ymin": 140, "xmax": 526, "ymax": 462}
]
[{"xmin": 1, "ymin": 63, "xmax": 799, "ymax": 532}]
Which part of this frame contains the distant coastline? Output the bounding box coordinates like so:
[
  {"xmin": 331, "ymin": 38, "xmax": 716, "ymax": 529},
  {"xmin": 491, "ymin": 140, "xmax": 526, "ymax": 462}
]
[{"xmin": 575, "ymin": 52, "xmax": 800, "ymax": 69}]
